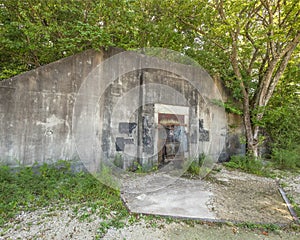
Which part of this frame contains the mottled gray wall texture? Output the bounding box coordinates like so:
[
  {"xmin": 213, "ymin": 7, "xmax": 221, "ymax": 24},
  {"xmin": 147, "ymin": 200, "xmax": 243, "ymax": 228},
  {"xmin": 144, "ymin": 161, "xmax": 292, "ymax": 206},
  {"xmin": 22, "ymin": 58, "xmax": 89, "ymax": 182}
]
[{"xmin": 0, "ymin": 48, "xmax": 245, "ymax": 168}]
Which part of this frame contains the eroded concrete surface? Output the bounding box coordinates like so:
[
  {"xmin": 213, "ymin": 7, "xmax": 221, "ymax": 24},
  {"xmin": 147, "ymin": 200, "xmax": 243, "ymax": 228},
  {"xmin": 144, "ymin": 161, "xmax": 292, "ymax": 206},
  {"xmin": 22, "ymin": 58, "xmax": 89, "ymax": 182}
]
[
  {"xmin": 121, "ymin": 168, "xmax": 294, "ymax": 224},
  {"xmin": 121, "ymin": 174, "xmax": 215, "ymax": 219}
]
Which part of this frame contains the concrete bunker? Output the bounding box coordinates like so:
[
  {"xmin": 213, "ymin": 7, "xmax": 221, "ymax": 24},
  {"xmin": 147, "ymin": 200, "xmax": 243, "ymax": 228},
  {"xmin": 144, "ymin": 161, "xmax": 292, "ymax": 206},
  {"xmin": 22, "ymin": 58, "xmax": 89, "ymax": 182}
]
[{"xmin": 0, "ymin": 48, "xmax": 245, "ymax": 170}]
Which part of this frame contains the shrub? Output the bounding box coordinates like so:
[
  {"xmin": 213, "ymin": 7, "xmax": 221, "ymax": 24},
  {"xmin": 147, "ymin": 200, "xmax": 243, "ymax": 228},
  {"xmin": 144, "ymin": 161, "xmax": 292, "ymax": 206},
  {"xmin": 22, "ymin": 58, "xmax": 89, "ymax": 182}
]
[
  {"xmin": 271, "ymin": 146, "xmax": 300, "ymax": 170},
  {"xmin": 224, "ymin": 155, "xmax": 267, "ymax": 176},
  {"xmin": 186, "ymin": 153, "xmax": 206, "ymax": 176},
  {"xmin": 128, "ymin": 161, "xmax": 158, "ymax": 173},
  {"xmin": 113, "ymin": 154, "xmax": 123, "ymax": 169},
  {"xmin": 187, "ymin": 161, "xmax": 200, "ymax": 175}
]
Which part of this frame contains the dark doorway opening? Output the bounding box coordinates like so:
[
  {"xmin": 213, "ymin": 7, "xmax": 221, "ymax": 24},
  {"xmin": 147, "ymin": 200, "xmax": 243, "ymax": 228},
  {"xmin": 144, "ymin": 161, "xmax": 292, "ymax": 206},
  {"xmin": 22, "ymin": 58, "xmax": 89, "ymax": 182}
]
[{"xmin": 158, "ymin": 113, "xmax": 187, "ymax": 167}]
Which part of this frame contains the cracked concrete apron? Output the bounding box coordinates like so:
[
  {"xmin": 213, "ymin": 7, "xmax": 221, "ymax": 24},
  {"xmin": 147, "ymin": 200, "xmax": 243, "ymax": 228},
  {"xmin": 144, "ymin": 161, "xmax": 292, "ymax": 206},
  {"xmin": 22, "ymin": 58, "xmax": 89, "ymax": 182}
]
[
  {"xmin": 121, "ymin": 173, "xmax": 216, "ymax": 219},
  {"xmin": 120, "ymin": 170, "xmax": 294, "ymax": 224}
]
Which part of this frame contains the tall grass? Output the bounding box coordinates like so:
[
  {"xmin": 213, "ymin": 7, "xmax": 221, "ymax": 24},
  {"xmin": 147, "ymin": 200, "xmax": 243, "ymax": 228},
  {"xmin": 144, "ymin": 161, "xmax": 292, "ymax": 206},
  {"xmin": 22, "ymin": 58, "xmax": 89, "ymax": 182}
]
[
  {"xmin": 271, "ymin": 146, "xmax": 300, "ymax": 170},
  {"xmin": 224, "ymin": 155, "xmax": 269, "ymax": 176},
  {"xmin": 0, "ymin": 161, "xmax": 128, "ymax": 231}
]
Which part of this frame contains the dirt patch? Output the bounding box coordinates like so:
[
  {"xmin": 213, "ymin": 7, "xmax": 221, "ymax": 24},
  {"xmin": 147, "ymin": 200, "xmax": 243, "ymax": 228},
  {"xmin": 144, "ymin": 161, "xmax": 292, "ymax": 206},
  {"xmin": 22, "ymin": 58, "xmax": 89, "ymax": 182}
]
[{"xmin": 206, "ymin": 168, "xmax": 293, "ymax": 224}]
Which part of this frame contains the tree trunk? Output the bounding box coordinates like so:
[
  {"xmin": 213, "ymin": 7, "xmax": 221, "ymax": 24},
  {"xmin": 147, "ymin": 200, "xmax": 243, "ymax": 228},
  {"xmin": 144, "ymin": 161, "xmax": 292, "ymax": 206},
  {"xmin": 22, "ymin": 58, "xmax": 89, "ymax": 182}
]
[{"xmin": 242, "ymin": 96, "xmax": 259, "ymax": 158}]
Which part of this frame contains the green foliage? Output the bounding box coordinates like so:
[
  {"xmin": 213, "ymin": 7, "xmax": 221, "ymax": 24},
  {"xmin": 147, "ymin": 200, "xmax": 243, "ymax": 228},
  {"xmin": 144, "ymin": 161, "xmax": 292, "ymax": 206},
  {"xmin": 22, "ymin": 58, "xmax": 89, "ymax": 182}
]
[
  {"xmin": 271, "ymin": 147, "xmax": 300, "ymax": 170},
  {"xmin": 186, "ymin": 154, "xmax": 205, "ymax": 176},
  {"xmin": 0, "ymin": 66, "xmax": 27, "ymax": 80},
  {"xmin": 96, "ymin": 163, "xmax": 120, "ymax": 191},
  {"xmin": 224, "ymin": 155, "xmax": 270, "ymax": 176},
  {"xmin": 237, "ymin": 222, "xmax": 281, "ymax": 232},
  {"xmin": 287, "ymin": 194, "xmax": 300, "ymax": 219},
  {"xmin": 128, "ymin": 161, "xmax": 158, "ymax": 173},
  {"xmin": 187, "ymin": 161, "xmax": 201, "ymax": 176},
  {"xmin": 264, "ymin": 85, "xmax": 300, "ymax": 149},
  {"xmin": 264, "ymin": 60, "xmax": 300, "ymax": 165},
  {"xmin": 293, "ymin": 204, "xmax": 300, "ymax": 220},
  {"xmin": 172, "ymin": 0, "xmax": 300, "ymax": 157},
  {"xmin": 1, "ymin": 0, "xmax": 300, "ymax": 161},
  {"xmin": 0, "ymin": 0, "xmax": 191, "ymax": 80},
  {"xmin": 211, "ymin": 99, "xmax": 243, "ymax": 115},
  {"xmin": 113, "ymin": 153, "xmax": 123, "ymax": 169},
  {"xmin": 0, "ymin": 161, "xmax": 127, "ymax": 227}
]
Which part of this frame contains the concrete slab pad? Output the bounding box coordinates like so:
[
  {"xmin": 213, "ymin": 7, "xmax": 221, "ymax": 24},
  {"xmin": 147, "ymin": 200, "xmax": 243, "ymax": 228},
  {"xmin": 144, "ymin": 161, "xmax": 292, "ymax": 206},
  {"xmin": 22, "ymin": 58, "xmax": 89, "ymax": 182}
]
[
  {"xmin": 121, "ymin": 174, "xmax": 216, "ymax": 219},
  {"xmin": 120, "ymin": 169, "xmax": 295, "ymax": 224}
]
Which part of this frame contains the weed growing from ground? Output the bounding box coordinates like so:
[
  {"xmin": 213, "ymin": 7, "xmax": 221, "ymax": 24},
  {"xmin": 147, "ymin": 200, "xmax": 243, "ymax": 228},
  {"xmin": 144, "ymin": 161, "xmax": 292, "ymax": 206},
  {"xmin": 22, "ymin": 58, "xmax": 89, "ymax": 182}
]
[
  {"xmin": 286, "ymin": 194, "xmax": 300, "ymax": 219},
  {"xmin": 0, "ymin": 161, "xmax": 128, "ymax": 228},
  {"xmin": 224, "ymin": 155, "xmax": 271, "ymax": 176},
  {"xmin": 271, "ymin": 147, "xmax": 300, "ymax": 171},
  {"xmin": 0, "ymin": 161, "xmax": 166, "ymax": 237},
  {"xmin": 184, "ymin": 154, "xmax": 206, "ymax": 178}
]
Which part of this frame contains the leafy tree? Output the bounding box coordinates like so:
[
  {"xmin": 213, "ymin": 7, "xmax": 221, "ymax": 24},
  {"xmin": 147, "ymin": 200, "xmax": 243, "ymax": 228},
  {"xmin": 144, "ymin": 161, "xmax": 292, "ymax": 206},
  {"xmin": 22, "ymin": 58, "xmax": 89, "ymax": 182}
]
[
  {"xmin": 264, "ymin": 67, "xmax": 300, "ymax": 170},
  {"xmin": 0, "ymin": 0, "xmax": 139, "ymax": 78},
  {"xmin": 264, "ymin": 59, "xmax": 300, "ymax": 150},
  {"xmin": 0, "ymin": 0, "xmax": 195, "ymax": 79},
  {"xmin": 168, "ymin": 0, "xmax": 300, "ymax": 157}
]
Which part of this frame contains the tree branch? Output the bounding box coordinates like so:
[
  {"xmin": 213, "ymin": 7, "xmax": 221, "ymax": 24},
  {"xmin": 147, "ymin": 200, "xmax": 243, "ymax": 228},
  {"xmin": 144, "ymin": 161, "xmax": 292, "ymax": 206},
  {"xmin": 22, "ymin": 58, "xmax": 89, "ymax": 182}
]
[
  {"xmin": 177, "ymin": 17, "xmax": 227, "ymax": 51},
  {"xmin": 279, "ymin": 2, "xmax": 299, "ymax": 27},
  {"xmin": 278, "ymin": 31, "xmax": 300, "ymax": 58},
  {"xmin": 255, "ymin": 31, "xmax": 300, "ymax": 108},
  {"xmin": 244, "ymin": 22, "xmax": 260, "ymax": 75},
  {"xmin": 264, "ymin": 39, "xmax": 299, "ymax": 105}
]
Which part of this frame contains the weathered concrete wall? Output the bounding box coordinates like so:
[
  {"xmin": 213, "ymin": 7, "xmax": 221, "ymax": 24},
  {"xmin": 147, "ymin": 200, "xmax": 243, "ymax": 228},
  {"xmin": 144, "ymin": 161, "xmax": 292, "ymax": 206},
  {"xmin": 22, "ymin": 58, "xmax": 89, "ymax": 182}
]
[
  {"xmin": 0, "ymin": 48, "xmax": 245, "ymax": 167},
  {"xmin": 212, "ymin": 76, "xmax": 246, "ymax": 161},
  {"xmin": 0, "ymin": 48, "xmax": 121, "ymax": 166}
]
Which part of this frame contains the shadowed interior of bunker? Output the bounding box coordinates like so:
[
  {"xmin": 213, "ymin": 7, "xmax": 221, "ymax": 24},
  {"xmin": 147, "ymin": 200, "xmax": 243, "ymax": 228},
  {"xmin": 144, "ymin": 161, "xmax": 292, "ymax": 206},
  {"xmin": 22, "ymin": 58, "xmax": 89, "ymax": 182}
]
[{"xmin": 157, "ymin": 113, "xmax": 186, "ymax": 167}]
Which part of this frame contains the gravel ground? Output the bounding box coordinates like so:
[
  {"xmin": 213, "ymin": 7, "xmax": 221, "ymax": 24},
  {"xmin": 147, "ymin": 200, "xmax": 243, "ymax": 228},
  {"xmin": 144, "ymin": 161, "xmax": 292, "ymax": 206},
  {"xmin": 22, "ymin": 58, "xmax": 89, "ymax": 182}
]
[
  {"xmin": 0, "ymin": 206, "xmax": 103, "ymax": 240},
  {"xmin": 103, "ymin": 220, "xmax": 300, "ymax": 240},
  {"xmin": 1, "ymin": 211, "xmax": 299, "ymax": 240},
  {"xmin": 279, "ymin": 172, "xmax": 300, "ymax": 209},
  {"xmin": 0, "ymin": 167, "xmax": 299, "ymax": 240},
  {"xmin": 206, "ymin": 168, "xmax": 294, "ymax": 224}
]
